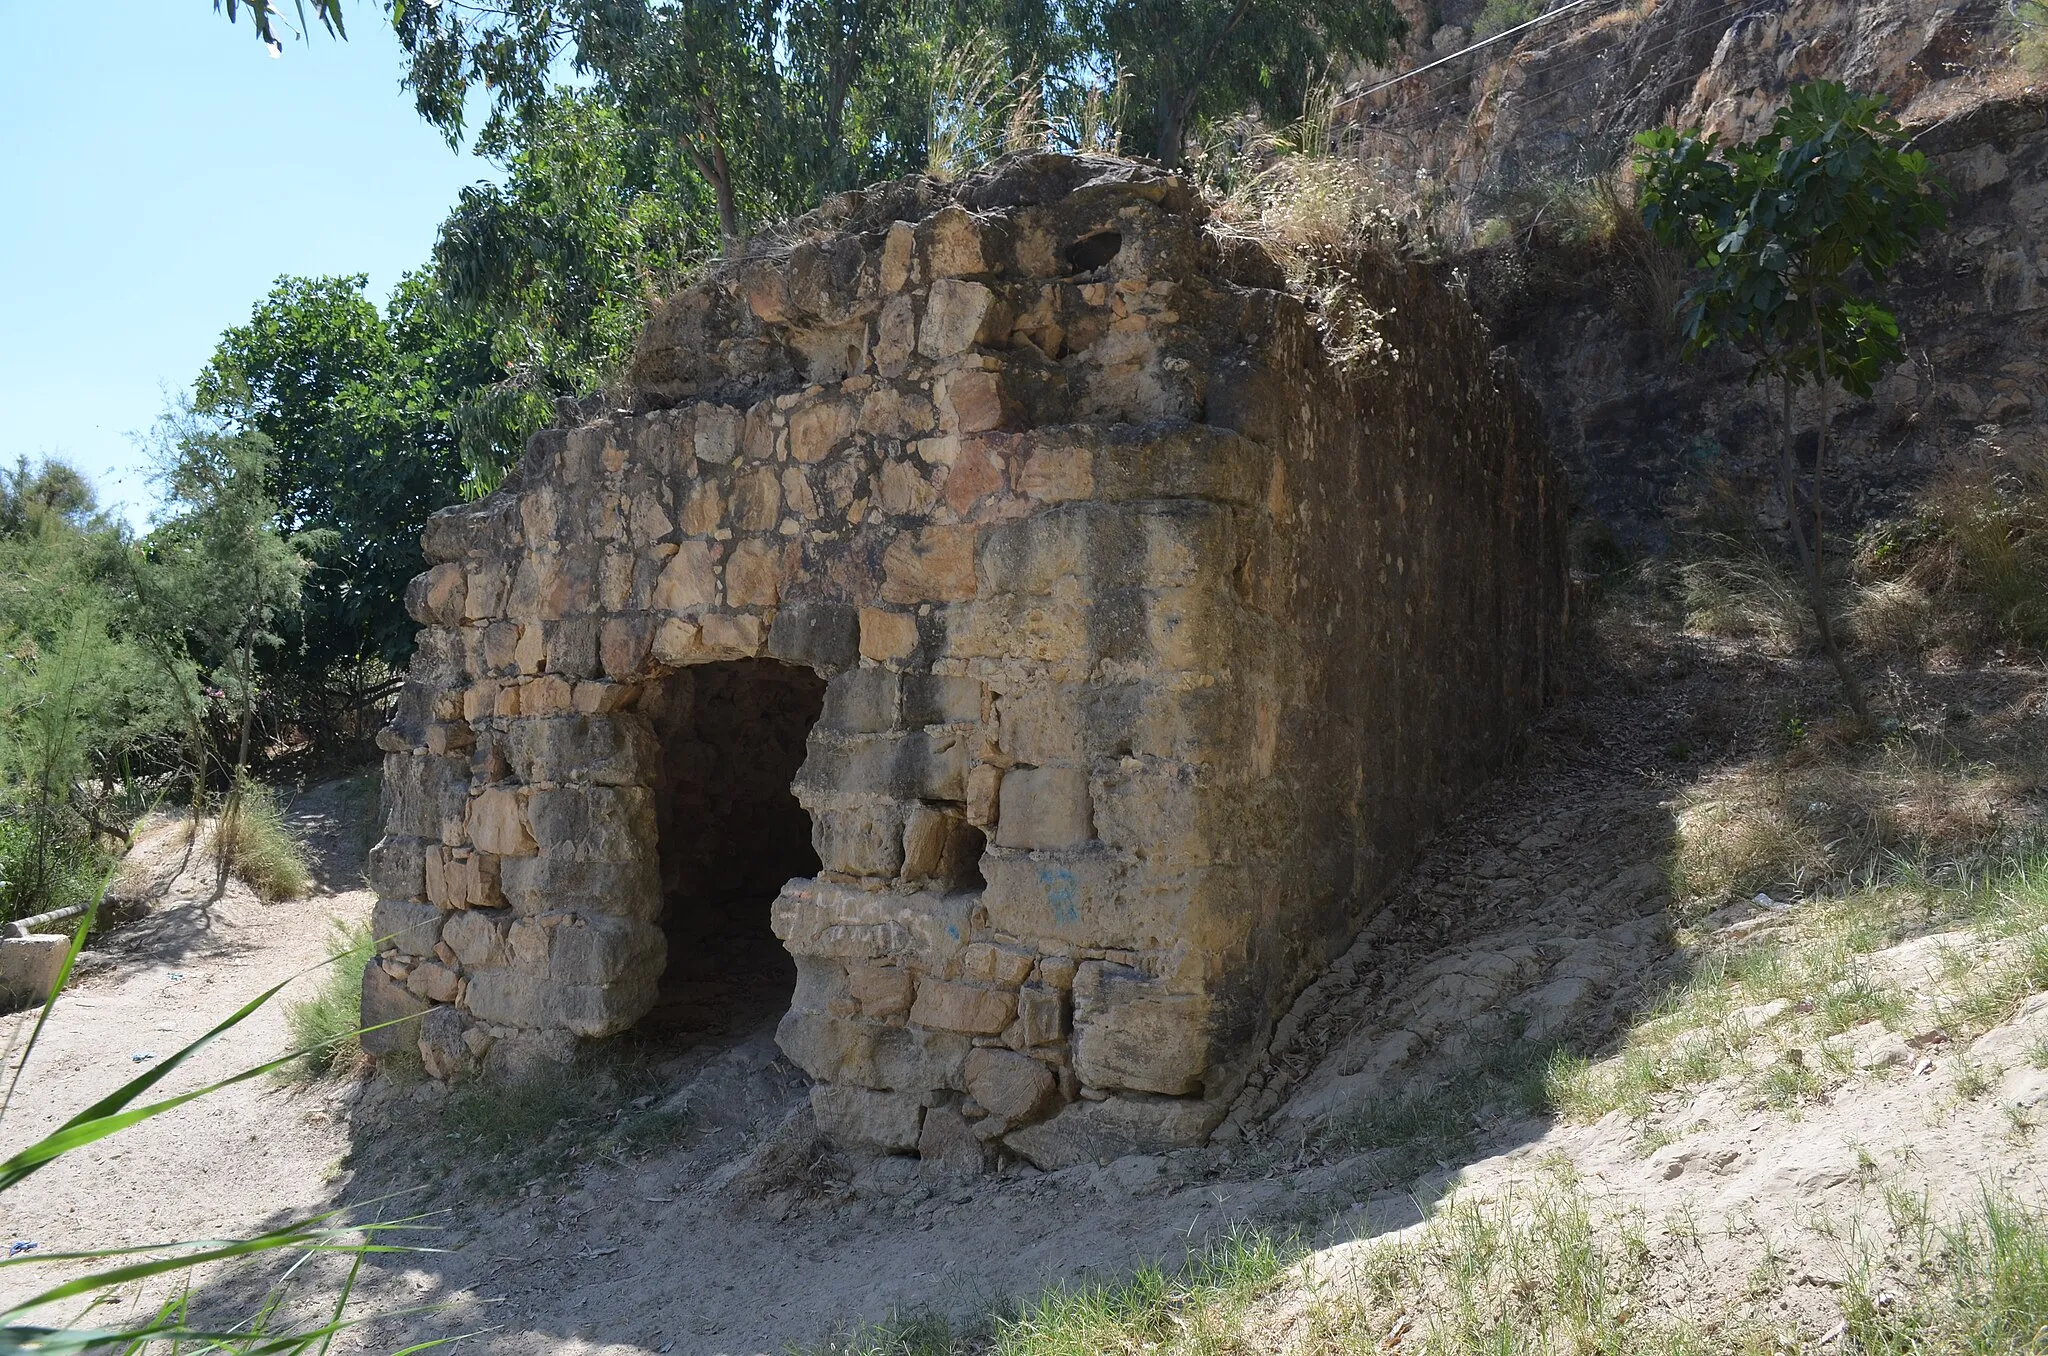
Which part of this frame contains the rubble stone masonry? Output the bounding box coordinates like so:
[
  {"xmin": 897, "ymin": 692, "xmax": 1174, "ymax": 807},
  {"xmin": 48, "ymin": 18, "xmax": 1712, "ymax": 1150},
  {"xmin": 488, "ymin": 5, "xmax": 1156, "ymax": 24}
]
[{"xmin": 365, "ymin": 153, "xmax": 1568, "ymax": 1167}]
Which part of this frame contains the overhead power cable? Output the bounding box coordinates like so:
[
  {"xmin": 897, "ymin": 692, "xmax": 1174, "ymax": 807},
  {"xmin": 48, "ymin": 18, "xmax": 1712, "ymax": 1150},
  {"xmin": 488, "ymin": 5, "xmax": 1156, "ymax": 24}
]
[{"xmin": 1338, "ymin": 0, "xmax": 1620, "ymax": 108}]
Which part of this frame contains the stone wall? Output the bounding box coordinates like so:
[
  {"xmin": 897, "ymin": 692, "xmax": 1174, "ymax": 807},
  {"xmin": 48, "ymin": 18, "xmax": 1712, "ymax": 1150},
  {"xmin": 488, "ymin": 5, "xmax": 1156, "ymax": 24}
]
[{"xmin": 365, "ymin": 154, "xmax": 1568, "ymax": 1167}]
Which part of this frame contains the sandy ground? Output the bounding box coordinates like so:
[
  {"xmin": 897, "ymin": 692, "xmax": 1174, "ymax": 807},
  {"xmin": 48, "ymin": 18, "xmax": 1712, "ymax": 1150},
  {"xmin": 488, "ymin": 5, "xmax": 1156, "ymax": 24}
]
[{"xmin": 2, "ymin": 638, "xmax": 2045, "ymax": 1352}]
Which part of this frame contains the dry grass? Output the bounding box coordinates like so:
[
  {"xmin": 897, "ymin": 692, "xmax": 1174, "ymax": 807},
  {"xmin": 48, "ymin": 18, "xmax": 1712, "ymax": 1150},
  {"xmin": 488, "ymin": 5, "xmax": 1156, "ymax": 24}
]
[
  {"xmin": 213, "ymin": 779, "xmax": 310, "ymax": 901},
  {"xmin": 1667, "ymin": 723, "xmax": 2039, "ymax": 909},
  {"xmin": 1677, "ymin": 547, "xmax": 1812, "ymax": 652},
  {"xmin": 1550, "ymin": 851, "xmax": 2048, "ymax": 1123},
  {"xmin": 1856, "ymin": 446, "xmax": 2048, "ymax": 656}
]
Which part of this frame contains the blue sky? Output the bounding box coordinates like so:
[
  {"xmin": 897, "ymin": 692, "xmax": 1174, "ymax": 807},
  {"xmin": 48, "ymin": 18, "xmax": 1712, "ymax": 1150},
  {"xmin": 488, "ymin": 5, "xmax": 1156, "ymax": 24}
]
[{"xmin": 0, "ymin": 3, "xmax": 497, "ymax": 528}]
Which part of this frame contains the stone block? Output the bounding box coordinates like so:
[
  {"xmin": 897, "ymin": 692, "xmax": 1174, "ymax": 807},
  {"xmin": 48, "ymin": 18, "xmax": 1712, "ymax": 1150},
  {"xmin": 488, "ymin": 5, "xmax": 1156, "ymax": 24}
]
[
  {"xmin": 600, "ymin": 614, "xmax": 654, "ymax": 678},
  {"xmin": 502, "ymin": 714, "xmax": 657, "ymax": 787},
  {"xmin": 360, "ymin": 964, "xmax": 432, "ymax": 1057},
  {"xmin": 767, "ymin": 601, "xmax": 860, "ymax": 673},
  {"xmin": 405, "ymin": 960, "xmax": 461, "ymax": 1004},
  {"xmin": 367, "ymin": 835, "xmax": 428, "ymax": 902},
  {"xmin": 917, "ymin": 1104, "xmax": 993, "ymax": 1173},
  {"xmin": 820, "ymin": 667, "xmax": 898, "ymax": 735},
  {"xmin": 810, "ymin": 805, "xmax": 907, "ymax": 878},
  {"xmin": 468, "ymin": 788, "xmax": 537, "ymax": 857},
  {"xmin": 499, "ymin": 855, "xmax": 661, "ymax": 921},
  {"xmin": 462, "ymin": 967, "xmax": 558, "ymax": 1028},
  {"xmin": 525, "ymin": 785, "xmax": 655, "ymax": 863},
  {"xmin": 770, "ymin": 879, "xmax": 974, "ymax": 969},
  {"xmin": 800, "ymin": 729, "xmax": 968, "ymax": 804},
  {"xmin": 726, "ymin": 536, "xmax": 792, "ymax": 606},
  {"xmin": 920, "ymin": 206, "xmax": 993, "ymax": 278},
  {"xmin": 698, "ymin": 613, "xmax": 764, "ymax": 655},
  {"xmin": 418, "ymin": 1005, "xmax": 474, "ymax": 1081},
  {"xmin": 918, "ymin": 279, "xmax": 996, "ymax": 358},
  {"xmin": 694, "ymin": 405, "xmax": 741, "ymax": 465},
  {"xmin": 1012, "ymin": 984, "xmax": 1067, "ymax": 1046},
  {"xmin": 1073, "ymin": 963, "xmax": 1209, "ymax": 1096},
  {"xmin": 778, "ymin": 1010, "xmax": 970, "ymax": 1089},
  {"xmin": 651, "ymin": 541, "xmax": 719, "ymax": 614},
  {"xmin": 899, "ymin": 674, "xmax": 983, "ymax": 727},
  {"xmin": 810, "ymin": 1084, "xmax": 924, "ymax": 1153},
  {"xmin": 0, "ymin": 936, "xmax": 66, "ymax": 1007},
  {"xmin": 442, "ymin": 908, "xmax": 512, "ymax": 970},
  {"xmin": 881, "ymin": 526, "xmax": 979, "ymax": 604},
  {"xmin": 848, "ymin": 962, "xmax": 915, "ymax": 1019},
  {"xmin": 789, "ymin": 396, "xmax": 859, "ymax": 463},
  {"xmin": 1002, "ymin": 1093, "xmax": 1226, "ymax": 1169},
  {"xmin": 371, "ymin": 897, "xmax": 442, "ymax": 958},
  {"xmin": 993, "ymin": 767, "xmax": 1093, "ymax": 849},
  {"xmin": 384, "ymin": 752, "xmax": 470, "ymax": 841},
  {"xmin": 405, "ymin": 562, "xmax": 466, "ymax": 627},
  {"xmin": 910, "ymin": 979, "xmax": 1016, "ymax": 1035},
  {"xmin": 547, "ymin": 915, "xmax": 665, "ymax": 986},
  {"xmin": 962, "ymin": 943, "xmax": 1035, "ymax": 986},
  {"xmin": 858, "ymin": 608, "xmax": 919, "ymax": 662},
  {"xmin": 732, "ymin": 466, "xmax": 783, "ymax": 530},
  {"xmin": 964, "ymin": 1047, "xmax": 1056, "ymax": 1121},
  {"xmin": 939, "ymin": 369, "xmax": 1005, "ymax": 434}
]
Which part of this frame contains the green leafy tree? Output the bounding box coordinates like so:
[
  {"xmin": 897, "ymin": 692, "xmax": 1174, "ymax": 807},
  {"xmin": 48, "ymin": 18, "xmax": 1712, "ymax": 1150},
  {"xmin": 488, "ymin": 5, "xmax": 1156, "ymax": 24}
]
[
  {"xmin": 213, "ymin": 0, "xmax": 346, "ymax": 46},
  {"xmin": 0, "ymin": 464, "xmax": 182, "ymax": 920},
  {"xmin": 1087, "ymin": 0, "xmax": 1404, "ymax": 164},
  {"xmin": 435, "ymin": 93, "xmax": 715, "ymax": 487},
  {"xmin": 1636, "ymin": 81, "xmax": 1946, "ymax": 717},
  {"xmin": 135, "ymin": 423, "xmax": 317, "ymax": 821},
  {"xmin": 193, "ymin": 274, "xmax": 487, "ymax": 722}
]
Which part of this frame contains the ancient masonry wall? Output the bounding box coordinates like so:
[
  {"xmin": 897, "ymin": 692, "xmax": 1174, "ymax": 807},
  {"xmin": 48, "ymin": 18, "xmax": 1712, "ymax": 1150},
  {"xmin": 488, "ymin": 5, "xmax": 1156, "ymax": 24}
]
[{"xmin": 364, "ymin": 154, "xmax": 1568, "ymax": 1168}]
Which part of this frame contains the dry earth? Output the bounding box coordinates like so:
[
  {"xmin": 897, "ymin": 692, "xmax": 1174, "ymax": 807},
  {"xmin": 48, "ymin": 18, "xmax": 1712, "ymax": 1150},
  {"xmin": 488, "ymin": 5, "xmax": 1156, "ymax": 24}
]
[{"xmin": 4, "ymin": 626, "xmax": 2047, "ymax": 1353}]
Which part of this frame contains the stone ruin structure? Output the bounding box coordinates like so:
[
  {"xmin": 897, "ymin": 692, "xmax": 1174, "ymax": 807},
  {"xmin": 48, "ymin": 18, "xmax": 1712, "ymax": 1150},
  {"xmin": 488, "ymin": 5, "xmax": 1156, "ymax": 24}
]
[{"xmin": 364, "ymin": 154, "xmax": 1568, "ymax": 1168}]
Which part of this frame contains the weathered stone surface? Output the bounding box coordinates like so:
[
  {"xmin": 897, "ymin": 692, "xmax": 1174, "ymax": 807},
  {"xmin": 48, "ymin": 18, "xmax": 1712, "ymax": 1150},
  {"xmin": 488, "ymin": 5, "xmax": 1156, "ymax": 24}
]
[
  {"xmin": 468, "ymin": 788, "xmax": 535, "ymax": 857},
  {"xmin": 910, "ymin": 980, "xmax": 1016, "ymax": 1035},
  {"xmin": 417, "ymin": 1004, "xmax": 473, "ymax": 1081},
  {"xmin": 993, "ymin": 767, "xmax": 1093, "ymax": 849},
  {"xmin": 811, "ymin": 1084, "xmax": 924, "ymax": 1152},
  {"xmin": 964, "ymin": 1047, "xmax": 1055, "ymax": 1121},
  {"xmin": 0, "ymin": 936, "xmax": 66, "ymax": 1007},
  {"xmin": 1003, "ymin": 1093, "xmax": 1228, "ymax": 1170},
  {"xmin": 379, "ymin": 153, "xmax": 1568, "ymax": 1168},
  {"xmin": 361, "ymin": 964, "xmax": 432, "ymax": 1057},
  {"xmin": 371, "ymin": 897, "xmax": 442, "ymax": 957},
  {"xmin": 1073, "ymin": 963, "xmax": 1209, "ymax": 1096},
  {"xmin": 917, "ymin": 1104, "xmax": 992, "ymax": 1173}
]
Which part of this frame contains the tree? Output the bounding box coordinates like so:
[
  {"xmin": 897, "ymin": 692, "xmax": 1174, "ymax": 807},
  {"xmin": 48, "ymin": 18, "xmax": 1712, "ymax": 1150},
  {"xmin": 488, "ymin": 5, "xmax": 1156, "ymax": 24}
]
[
  {"xmin": 0, "ymin": 461, "xmax": 185, "ymax": 918},
  {"xmin": 1636, "ymin": 81, "xmax": 1946, "ymax": 718},
  {"xmin": 1086, "ymin": 0, "xmax": 1404, "ymax": 164},
  {"xmin": 435, "ymin": 92, "xmax": 716, "ymax": 487},
  {"xmin": 194, "ymin": 274, "xmax": 486, "ymax": 696},
  {"xmin": 214, "ymin": 0, "xmax": 346, "ymax": 46}
]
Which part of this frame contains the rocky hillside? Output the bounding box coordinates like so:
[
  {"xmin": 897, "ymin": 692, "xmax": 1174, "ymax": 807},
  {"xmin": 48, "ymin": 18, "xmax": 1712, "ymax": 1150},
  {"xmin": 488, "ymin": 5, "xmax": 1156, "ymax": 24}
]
[{"xmin": 1319, "ymin": 0, "xmax": 2046, "ymax": 552}]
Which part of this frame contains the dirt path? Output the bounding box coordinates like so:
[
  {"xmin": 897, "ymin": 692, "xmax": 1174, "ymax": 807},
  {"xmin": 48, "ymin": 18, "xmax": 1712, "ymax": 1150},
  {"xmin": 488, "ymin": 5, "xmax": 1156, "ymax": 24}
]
[{"xmin": 0, "ymin": 787, "xmax": 374, "ymax": 1335}]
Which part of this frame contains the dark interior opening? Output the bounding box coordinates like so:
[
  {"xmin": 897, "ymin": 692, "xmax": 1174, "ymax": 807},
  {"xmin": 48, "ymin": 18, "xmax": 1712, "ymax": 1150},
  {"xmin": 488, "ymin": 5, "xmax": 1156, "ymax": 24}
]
[
  {"xmin": 1064, "ymin": 229, "xmax": 1123, "ymax": 273},
  {"xmin": 639, "ymin": 659, "xmax": 826, "ymax": 1041}
]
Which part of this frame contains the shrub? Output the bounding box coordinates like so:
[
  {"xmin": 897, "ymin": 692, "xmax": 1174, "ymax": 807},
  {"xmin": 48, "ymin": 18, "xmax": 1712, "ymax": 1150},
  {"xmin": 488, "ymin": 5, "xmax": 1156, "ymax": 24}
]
[
  {"xmin": 285, "ymin": 922, "xmax": 374, "ymax": 1077},
  {"xmin": 1473, "ymin": 0, "xmax": 1540, "ymax": 40},
  {"xmin": 214, "ymin": 777, "xmax": 310, "ymax": 900}
]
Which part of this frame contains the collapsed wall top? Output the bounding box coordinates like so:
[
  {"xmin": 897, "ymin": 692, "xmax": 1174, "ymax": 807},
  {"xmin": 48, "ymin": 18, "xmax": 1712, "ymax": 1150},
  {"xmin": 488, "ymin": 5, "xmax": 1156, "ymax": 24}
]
[{"xmin": 366, "ymin": 151, "xmax": 1569, "ymax": 1168}]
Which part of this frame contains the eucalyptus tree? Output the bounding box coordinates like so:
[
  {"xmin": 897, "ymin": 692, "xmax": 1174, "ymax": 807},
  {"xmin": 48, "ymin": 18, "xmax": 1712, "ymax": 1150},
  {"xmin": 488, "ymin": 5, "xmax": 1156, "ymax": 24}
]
[
  {"xmin": 1087, "ymin": 0, "xmax": 1405, "ymax": 164},
  {"xmin": 1637, "ymin": 82, "xmax": 1946, "ymax": 716}
]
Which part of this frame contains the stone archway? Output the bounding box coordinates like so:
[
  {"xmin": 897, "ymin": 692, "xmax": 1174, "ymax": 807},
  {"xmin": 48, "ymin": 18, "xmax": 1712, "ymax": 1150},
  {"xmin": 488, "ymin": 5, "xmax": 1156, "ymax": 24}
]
[{"xmin": 639, "ymin": 658, "xmax": 825, "ymax": 1041}]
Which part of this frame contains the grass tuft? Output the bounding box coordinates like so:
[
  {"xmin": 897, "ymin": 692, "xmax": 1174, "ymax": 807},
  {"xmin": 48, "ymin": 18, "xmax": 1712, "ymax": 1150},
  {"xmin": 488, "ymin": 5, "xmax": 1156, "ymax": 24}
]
[
  {"xmin": 284, "ymin": 922, "xmax": 374, "ymax": 1078},
  {"xmin": 214, "ymin": 778, "xmax": 311, "ymax": 900}
]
